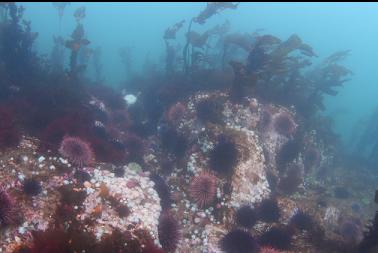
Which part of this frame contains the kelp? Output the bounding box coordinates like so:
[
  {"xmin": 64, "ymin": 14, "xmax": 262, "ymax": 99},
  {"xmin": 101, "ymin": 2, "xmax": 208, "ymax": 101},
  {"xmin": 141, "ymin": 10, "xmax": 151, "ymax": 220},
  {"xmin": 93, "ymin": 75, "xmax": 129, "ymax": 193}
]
[
  {"xmin": 164, "ymin": 19, "xmax": 185, "ymax": 40},
  {"xmin": 50, "ymin": 36, "xmax": 65, "ymax": 73},
  {"xmin": 228, "ymin": 33, "xmax": 352, "ymax": 118},
  {"xmin": 119, "ymin": 46, "xmax": 134, "ymax": 78},
  {"xmin": 65, "ymin": 22, "xmax": 90, "ymax": 75},
  {"xmin": 74, "ymin": 6, "xmax": 86, "ymax": 23},
  {"xmin": 193, "ymin": 2, "xmax": 239, "ymax": 25},
  {"xmin": 0, "ymin": 3, "xmax": 40, "ymax": 84},
  {"xmin": 52, "ymin": 2, "xmax": 70, "ymax": 31},
  {"xmin": 93, "ymin": 47, "xmax": 104, "ymax": 83}
]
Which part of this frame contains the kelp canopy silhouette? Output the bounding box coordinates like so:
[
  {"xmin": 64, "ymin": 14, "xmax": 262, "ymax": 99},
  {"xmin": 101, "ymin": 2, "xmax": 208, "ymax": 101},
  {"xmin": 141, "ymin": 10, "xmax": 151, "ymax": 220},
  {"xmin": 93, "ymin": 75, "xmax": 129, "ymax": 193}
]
[
  {"xmin": 183, "ymin": 3, "xmax": 239, "ymax": 74},
  {"xmin": 65, "ymin": 6, "xmax": 91, "ymax": 77},
  {"xmin": 230, "ymin": 34, "xmax": 352, "ymax": 118},
  {"xmin": 0, "ymin": 3, "xmax": 40, "ymax": 88},
  {"xmin": 0, "ymin": 3, "xmax": 136, "ymax": 166},
  {"xmin": 161, "ymin": 6, "xmax": 352, "ymax": 119},
  {"xmin": 120, "ymin": 2, "xmax": 351, "ymax": 140}
]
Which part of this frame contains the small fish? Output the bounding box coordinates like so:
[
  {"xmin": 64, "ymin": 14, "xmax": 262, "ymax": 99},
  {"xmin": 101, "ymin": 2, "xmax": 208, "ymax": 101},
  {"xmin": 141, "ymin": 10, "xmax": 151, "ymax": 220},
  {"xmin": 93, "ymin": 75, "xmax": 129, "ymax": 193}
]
[
  {"xmin": 80, "ymin": 38, "xmax": 90, "ymax": 46},
  {"xmin": 8, "ymin": 85, "xmax": 20, "ymax": 93}
]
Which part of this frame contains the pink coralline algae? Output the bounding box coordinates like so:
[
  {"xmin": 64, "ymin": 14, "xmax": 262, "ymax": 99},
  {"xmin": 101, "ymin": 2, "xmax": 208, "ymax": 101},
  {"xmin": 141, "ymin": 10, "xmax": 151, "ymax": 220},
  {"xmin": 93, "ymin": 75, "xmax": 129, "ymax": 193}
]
[
  {"xmin": 166, "ymin": 102, "xmax": 186, "ymax": 125},
  {"xmin": 0, "ymin": 187, "xmax": 19, "ymax": 227},
  {"xmin": 59, "ymin": 136, "xmax": 94, "ymax": 167},
  {"xmin": 260, "ymin": 247, "xmax": 281, "ymax": 253}
]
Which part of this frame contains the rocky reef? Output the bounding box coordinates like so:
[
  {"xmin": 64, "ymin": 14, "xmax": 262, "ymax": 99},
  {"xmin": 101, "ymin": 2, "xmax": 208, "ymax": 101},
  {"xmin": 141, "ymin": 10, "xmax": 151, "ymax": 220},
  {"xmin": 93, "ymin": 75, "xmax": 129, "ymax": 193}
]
[{"xmin": 0, "ymin": 2, "xmax": 377, "ymax": 253}]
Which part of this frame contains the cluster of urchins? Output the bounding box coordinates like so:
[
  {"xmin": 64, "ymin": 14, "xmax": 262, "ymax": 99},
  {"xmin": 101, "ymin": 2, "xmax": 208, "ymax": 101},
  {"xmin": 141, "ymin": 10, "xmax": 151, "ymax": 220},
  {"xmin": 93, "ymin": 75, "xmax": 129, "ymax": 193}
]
[{"xmin": 221, "ymin": 198, "xmax": 314, "ymax": 253}]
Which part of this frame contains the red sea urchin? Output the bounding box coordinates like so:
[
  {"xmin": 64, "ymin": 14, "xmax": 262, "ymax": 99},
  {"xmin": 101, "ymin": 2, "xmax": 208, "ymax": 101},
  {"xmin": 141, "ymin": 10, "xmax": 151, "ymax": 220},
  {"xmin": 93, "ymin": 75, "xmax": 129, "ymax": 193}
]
[
  {"xmin": 189, "ymin": 171, "xmax": 217, "ymax": 208},
  {"xmin": 158, "ymin": 211, "xmax": 180, "ymax": 253},
  {"xmin": 59, "ymin": 136, "xmax": 94, "ymax": 167},
  {"xmin": 0, "ymin": 187, "xmax": 18, "ymax": 227}
]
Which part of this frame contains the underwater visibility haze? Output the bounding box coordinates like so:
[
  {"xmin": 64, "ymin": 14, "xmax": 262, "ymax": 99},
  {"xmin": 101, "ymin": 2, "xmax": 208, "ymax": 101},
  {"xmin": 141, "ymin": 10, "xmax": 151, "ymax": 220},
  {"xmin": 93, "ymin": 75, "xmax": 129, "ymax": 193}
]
[{"xmin": 0, "ymin": 2, "xmax": 378, "ymax": 253}]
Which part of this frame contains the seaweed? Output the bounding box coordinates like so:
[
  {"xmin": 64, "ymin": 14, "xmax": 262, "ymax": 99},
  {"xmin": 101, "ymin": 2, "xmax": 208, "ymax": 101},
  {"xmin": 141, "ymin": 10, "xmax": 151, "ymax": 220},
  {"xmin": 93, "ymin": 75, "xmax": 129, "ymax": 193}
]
[
  {"xmin": 358, "ymin": 212, "xmax": 378, "ymax": 253},
  {"xmin": 193, "ymin": 2, "xmax": 239, "ymax": 25},
  {"xmin": 0, "ymin": 106, "xmax": 20, "ymax": 149},
  {"xmin": 164, "ymin": 20, "xmax": 185, "ymax": 40}
]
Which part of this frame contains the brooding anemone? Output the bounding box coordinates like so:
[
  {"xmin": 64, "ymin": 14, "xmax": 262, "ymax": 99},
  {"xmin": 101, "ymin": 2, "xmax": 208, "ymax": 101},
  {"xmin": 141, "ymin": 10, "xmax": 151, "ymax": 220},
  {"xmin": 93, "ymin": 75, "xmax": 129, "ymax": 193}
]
[
  {"xmin": 209, "ymin": 135, "xmax": 239, "ymax": 176},
  {"xmin": 0, "ymin": 187, "xmax": 18, "ymax": 227},
  {"xmin": 236, "ymin": 205, "xmax": 257, "ymax": 229},
  {"xmin": 189, "ymin": 171, "xmax": 217, "ymax": 208},
  {"xmin": 259, "ymin": 226, "xmax": 293, "ymax": 251},
  {"xmin": 273, "ymin": 112, "xmax": 296, "ymax": 137},
  {"xmin": 59, "ymin": 136, "xmax": 94, "ymax": 167},
  {"xmin": 158, "ymin": 211, "xmax": 181, "ymax": 253},
  {"xmin": 220, "ymin": 229, "xmax": 258, "ymax": 253}
]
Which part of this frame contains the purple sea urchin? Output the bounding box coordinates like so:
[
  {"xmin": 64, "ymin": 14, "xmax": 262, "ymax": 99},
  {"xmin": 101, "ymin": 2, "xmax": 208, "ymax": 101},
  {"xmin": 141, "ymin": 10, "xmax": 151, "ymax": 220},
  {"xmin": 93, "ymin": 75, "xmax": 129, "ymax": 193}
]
[
  {"xmin": 59, "ymin": 136, "xmax": 94, "ymax": 167},
  {"xmin": 189, "ymin": 171, "xmax": 217, "ymax": 208},
  {"xmin": 257, "ymin": 198, "xmax": 280, "ymax": 223},
  {"xmin": 158, "ymin": 211, "xmax": 180, "ymax": 253},
  {"xmin": 150, "ymin": 173, "xmax": 172, "ymax": 210},
  {"xmin": 74, "ymin": 169, "xmax": 91, "ymax": 183},
  {"xmin": 273, "ymin": 112, "xmax": 296, "ymax": 137},
  {"xmin": 220, "ymin": 229, "xmax": 258, "ymax": 253},
  {"xmin": 0, "ymin": 187, "xmax": 18, "ymax": 227},
  {"xmin": 304, "ymin": 147, "xmax": 321, "ymax": 170},
  {"xmin": 236, "ymin": 205, "xmax": 257, "ymax": 229},
  {"xmin": 289, "ymin": 209, "xmax": 313, "ymax": 231},
  {"xmin": 278, "ymin": 164, "xmax": 303, "ymax": 195},
  {"xmin": 196, "ymin": 97, "xmax": 224, "ymax": 124},
  {"xmin": 23, "ymin": 178, "xmax": 42, "ymax": 196},
  {"xmin": 209, "ymin": 135, "xmax": 239, "ymax": 176},
  {"xmin": 259, "ymin": 226, "xmax": 293, "ymax": 251}
]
